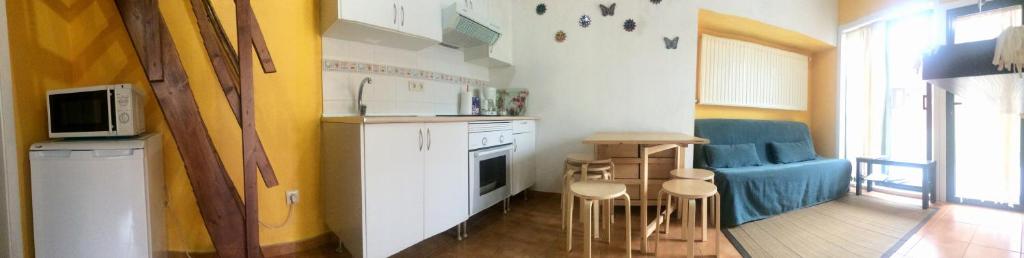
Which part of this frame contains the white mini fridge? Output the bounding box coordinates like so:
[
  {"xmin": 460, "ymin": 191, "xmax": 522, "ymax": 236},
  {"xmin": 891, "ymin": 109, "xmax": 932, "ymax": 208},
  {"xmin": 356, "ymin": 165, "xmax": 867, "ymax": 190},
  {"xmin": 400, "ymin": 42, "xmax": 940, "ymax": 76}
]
[{"xmin": 29, "ymin": 133, "xmax": 165, "ymax": 258}]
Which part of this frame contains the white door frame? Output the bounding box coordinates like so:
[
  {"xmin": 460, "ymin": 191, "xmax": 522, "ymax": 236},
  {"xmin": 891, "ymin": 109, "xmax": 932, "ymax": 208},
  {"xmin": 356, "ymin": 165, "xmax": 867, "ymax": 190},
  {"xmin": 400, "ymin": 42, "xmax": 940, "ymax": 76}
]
[{"xmin": 0, "ymin": 0, "xmax": 23, "ymax": 257}]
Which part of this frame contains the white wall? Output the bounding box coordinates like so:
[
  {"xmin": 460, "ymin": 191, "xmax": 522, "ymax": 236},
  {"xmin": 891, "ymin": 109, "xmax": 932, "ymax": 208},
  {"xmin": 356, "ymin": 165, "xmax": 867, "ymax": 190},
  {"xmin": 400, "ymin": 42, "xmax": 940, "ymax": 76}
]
[
  {"xmin": 509, "ymin": 0, "xmax": 700, "ymax": 192},
  {"xmin": 701, "ymin": 0, "xmax": 838, "ymax": 45},
  {"xmin": 322, "ymin": 38, "xmax": 489, "ymax": 116},
  {"xmin": 508, "ymin": 0, "xmax": 838, "ymax": 193}
]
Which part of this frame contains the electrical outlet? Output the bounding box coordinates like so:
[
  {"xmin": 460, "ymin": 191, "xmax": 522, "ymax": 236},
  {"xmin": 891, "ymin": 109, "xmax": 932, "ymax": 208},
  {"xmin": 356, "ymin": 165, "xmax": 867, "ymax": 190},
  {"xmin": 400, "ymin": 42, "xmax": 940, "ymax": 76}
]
[
  {"xmin": 286, "ymin": 190, "xmax": 299, "ymax": 205},
  {"xmin": 408, "ymin": 81, "xmax": 425, "ymax": 92}
]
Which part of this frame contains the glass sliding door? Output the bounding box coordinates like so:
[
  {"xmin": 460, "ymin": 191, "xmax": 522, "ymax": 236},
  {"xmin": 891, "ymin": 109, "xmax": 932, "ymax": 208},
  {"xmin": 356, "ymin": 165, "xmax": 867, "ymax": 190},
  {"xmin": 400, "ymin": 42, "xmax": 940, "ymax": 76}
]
[
  {"xmin": 841, "ymin": 11, "xmax": 933, "ymax": 192},
  {"xmin": 942, "ymin": 0, "xmax": 1024, "ymax": 210},
  {"xmin": 948, "ymin": 93, "xmax": 1023, "ymax": 209},
  {"xmin": 875, "ymin": 13, "xmax": 932, "ymax": 191}
]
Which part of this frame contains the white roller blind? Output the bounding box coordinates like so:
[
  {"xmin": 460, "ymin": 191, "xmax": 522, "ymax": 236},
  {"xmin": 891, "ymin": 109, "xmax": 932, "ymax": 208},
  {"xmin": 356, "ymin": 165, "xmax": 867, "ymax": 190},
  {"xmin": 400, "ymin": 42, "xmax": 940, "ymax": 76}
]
[{"xmin": 699, "ymin": 34, "xmax": 809, "ymax": 111}]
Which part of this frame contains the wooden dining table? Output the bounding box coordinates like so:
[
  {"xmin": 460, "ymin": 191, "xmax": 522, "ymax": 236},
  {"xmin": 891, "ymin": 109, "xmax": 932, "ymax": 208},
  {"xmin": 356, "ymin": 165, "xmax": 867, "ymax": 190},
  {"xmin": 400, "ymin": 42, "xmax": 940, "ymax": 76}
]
[{"xmin": 582, "ymin": 132, "xmax": 709, "ymax": 253}]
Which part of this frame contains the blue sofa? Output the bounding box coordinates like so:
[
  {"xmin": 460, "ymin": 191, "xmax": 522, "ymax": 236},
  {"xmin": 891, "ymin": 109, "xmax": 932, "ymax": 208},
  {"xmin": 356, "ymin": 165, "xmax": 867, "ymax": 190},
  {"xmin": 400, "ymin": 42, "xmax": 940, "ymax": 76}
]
[{"xmin": 694, "ymin": 119, "xmax": 851, "ymax": 226}]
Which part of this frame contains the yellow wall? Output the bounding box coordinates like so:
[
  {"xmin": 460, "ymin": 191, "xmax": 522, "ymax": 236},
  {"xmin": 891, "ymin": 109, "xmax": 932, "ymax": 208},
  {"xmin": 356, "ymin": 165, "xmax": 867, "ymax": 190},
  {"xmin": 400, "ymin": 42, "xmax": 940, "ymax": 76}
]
[
  {"xmin": 695, "ymin": 10, "xmax": 839, "ymax": 157},
  {"xmin": 7, "ymin": 0, "xmax": 73, "ymax": 253},
  {"xmin": 8, "ymin": 0, "xmax": 324, "ymax": 255},
  {"xmin": 839, "ymin": 0, "xmax": 911, "ymax": 25}
]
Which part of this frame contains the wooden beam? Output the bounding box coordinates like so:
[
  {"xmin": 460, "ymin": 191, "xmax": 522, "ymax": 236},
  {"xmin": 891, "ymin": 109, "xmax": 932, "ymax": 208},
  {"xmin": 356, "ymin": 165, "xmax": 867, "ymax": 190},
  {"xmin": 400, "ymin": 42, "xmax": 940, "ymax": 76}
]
[
  {"xmin": 223, "ymin": 0, "xmax": 276, "ymax": 73},
  {"xmin": 248, "ymin": 13, "xmax": 276, "ymax": 73},
  {"xmin": 114, "ymin": 1, "xmax": 259, "ymax": 257},
  {"xmin": 237, "ymin": 0, "xmax": 260, "ymax": 256},
  {"xmin": 120, "ymin": 0, "xmax": 163, "ymax": 80},
  {"xmin": 189, "ymin": 0, "xmax": 279, "ymax": 187}
]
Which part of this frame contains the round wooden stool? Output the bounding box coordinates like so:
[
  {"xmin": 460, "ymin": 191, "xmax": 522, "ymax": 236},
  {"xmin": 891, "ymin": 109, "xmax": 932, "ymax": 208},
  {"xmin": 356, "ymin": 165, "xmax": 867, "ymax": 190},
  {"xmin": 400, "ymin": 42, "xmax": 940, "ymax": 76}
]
[
  {"xmin": 567, "ymin": 181, "xmax": 632, "ymax": 258},
  {"xmin": 669, "ymin": 168, "xmax": 715, "ymax": 240},
  {"xmin": 656, "ymin": 179, "xmax": 720, "ymax": 258},
  {"xmin": 562, "ymin": 153, "xmax": 616, "ymax": 231}
]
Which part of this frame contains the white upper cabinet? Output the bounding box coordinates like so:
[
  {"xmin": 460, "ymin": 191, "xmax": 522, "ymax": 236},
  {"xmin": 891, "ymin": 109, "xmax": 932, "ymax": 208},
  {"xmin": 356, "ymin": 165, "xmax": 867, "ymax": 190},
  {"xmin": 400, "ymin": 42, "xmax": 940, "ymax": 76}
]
[
  {"xmin": 322, "ymin": 0, "xmax": 442, "ymax": 50},
  {"xmin": 455, "ymin": 0, "xmax": 490, "ymax": 25},
  {"xmin": 400, "ymin": 0, "xmax": 443, "ymax": 44},
  {"xmin": 465, "ymin": 0, "xmax": 513, "ymax": 67}
]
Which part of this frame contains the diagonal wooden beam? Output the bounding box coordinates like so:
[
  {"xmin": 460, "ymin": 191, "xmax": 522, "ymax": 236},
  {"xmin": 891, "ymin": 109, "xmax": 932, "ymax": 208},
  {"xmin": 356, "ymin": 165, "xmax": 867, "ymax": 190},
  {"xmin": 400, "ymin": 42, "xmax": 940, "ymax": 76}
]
[
  {"xmin": 120, "ymin": 0, "xmax": 162, "ymax": 80},
  {"xmin": 238, "ymin": 0, "xmax": 260, "ymax": 256},
  {"xmin": 189, "ymin": 0, "xmax": 278, "ymax": 187},
  {"xmin": 114, "ymin": 1, "xmax": 261, "ymax": 257}
]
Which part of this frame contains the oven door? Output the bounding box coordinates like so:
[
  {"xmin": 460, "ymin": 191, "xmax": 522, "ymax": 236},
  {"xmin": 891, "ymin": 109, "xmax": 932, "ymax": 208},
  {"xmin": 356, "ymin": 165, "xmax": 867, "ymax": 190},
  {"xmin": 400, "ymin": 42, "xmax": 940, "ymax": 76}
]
[
  {"xmin": 469, "ymin": 144, "xmax": 512, "ymax": 216},
  {"xmin": 48, "ymin": 90, "xmax": 115, "ymax": 138}
]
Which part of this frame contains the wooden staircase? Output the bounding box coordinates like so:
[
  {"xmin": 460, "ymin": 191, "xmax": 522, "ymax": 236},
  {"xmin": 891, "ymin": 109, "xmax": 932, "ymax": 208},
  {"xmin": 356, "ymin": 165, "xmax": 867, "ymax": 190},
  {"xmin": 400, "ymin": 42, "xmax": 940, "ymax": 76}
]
[{"xmin": 114, "ymin": 1, "xmax": 279, "ymax": 257}]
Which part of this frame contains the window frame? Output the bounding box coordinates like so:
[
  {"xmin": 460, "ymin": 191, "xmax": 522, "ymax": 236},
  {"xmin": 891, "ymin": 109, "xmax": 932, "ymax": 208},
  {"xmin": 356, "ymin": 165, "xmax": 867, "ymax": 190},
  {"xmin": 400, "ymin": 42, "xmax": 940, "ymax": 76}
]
[{"xmin": 945, "ymin": 0, "xmax": 1024, "ymax": 45}]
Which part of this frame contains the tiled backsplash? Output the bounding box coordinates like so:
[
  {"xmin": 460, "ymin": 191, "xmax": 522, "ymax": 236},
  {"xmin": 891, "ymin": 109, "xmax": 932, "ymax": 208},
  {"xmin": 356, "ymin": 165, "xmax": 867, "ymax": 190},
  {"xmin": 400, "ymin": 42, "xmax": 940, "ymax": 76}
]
[{"xmin": 322, "ymin": 38, "xmax": 489, "ymax": 116}]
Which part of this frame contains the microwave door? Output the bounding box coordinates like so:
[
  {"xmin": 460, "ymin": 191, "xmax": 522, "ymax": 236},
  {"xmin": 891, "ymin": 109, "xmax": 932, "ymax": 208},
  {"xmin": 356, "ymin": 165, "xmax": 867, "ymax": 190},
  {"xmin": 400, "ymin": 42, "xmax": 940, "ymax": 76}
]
[{"xmin": 49, "ymin": 90, "xmax": 113, "ymax": 135}]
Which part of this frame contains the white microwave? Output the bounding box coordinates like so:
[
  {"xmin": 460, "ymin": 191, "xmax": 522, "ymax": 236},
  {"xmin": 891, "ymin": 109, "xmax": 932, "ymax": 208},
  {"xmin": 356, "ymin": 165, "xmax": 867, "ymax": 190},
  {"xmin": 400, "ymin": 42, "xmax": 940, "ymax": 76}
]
[{"xmin": 47, "ymin": 84, "xmax": 145, "ymax": 138}]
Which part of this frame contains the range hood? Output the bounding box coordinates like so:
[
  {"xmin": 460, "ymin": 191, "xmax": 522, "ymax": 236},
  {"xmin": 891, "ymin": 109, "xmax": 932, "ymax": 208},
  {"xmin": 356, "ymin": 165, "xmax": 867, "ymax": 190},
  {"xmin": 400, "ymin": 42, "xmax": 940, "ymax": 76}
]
[{"xmin": 441, "ymin": 4, "xmax": 500, "ymax": 49}]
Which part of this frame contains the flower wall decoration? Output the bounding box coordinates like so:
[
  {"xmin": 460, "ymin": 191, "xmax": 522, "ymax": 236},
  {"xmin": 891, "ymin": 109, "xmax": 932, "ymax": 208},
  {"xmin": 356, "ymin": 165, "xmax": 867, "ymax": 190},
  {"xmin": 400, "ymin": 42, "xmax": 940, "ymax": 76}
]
[
  {"xmin": 555, "ymin": 31, "xmax": 567, "ymax": 42},
  {"xmin": 624, "ymin": 19, "xmax": 636, "ymax": 32},
  {"xmin": 579, "ymin": 15, "xmax": 592, "ymax": 28}
]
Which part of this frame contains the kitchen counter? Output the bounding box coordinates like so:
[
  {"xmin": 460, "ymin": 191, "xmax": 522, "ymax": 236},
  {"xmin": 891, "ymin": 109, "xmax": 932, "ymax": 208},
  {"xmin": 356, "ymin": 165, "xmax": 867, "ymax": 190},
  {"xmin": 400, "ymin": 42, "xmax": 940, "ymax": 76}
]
[{"xmin": 321, "ymin": 115, "xmax": 538, "ymax": 124}]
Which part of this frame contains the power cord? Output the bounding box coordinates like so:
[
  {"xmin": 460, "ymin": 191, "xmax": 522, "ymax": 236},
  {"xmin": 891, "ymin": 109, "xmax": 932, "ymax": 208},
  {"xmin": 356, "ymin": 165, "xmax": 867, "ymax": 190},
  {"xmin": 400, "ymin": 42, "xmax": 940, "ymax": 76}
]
[
  {"xmin": 167, "ymin": 201, "xmax": 194, "ymax": 258},
  {"xmin": 259, "ymin": 202, "xmax": 295, "ymax": 229}
]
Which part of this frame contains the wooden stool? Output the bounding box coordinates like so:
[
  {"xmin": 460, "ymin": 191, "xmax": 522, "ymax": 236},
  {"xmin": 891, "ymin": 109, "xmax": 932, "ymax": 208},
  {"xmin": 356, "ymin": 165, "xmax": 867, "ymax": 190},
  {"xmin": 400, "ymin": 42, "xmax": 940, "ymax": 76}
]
[
  {"xmin": 656, "ymin": 179, "xmax": 720, "ymax": 258},
  {"xmin": 562, "ymin": 153, "xmax": 616, "ymax": 231},
  {"xmin": 669, "ymin": 168, "xmax": 715, "ymax": 240},
  {"xmin": 567, "ymin": 181, "xmax": 632, "ymax": 258}
]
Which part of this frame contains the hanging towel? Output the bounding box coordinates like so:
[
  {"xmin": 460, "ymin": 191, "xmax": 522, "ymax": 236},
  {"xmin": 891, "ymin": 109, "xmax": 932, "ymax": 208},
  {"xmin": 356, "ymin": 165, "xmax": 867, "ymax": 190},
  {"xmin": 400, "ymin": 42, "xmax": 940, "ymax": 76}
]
[{"xmin": 993, "ymin": 26, "xmax": 1024, "ymax": 73}]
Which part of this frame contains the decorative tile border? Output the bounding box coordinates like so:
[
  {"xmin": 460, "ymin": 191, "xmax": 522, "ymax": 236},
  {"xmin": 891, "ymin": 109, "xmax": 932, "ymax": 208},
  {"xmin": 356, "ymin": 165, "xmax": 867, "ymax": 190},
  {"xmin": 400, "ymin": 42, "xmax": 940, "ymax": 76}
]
[{"xmin": 323, "ymin": 59, "xmax": 489, "ymax": 87}]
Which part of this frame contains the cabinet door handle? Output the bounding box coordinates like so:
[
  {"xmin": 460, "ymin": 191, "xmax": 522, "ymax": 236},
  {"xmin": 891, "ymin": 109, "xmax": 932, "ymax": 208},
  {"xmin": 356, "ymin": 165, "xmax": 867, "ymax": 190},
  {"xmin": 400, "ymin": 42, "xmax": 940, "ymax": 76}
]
[
  {"xmin": 418, "ymin": 129, "xmax": 423, "ymax": 151},
  {"xmin": 514, "ymin": 139, "xmax": 518, "ymax": 152},
  {"xmin": 401, "ymin": 5, "xmax": 405, "ymax": 26},
  {"xmin": 426, "ymin": 128, "xmax": 432, "ymax": 150},
  {"xmin": 393, "ymin": 3, "xmax": 398, "ymax": 25}
]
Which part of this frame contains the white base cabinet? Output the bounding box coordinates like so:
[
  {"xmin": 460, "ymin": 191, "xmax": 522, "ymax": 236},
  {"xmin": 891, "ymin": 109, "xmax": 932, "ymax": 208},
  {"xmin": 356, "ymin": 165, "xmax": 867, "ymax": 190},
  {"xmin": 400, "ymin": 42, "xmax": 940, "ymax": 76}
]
[
  {"xmin": 323, "ymin": 122, "xmax": 468, "ymax": 258},
  {"xmin": 510, "ymin": 120, "xmax": 536, "ymax": 195}
]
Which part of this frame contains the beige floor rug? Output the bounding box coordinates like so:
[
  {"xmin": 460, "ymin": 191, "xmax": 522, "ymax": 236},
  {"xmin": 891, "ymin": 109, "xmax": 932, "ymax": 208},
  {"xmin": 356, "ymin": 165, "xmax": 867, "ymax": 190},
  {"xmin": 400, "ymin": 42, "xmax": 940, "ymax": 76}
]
[{"xmin": 724, "ymin": 195, "xmax": 937, "ymax": 258}]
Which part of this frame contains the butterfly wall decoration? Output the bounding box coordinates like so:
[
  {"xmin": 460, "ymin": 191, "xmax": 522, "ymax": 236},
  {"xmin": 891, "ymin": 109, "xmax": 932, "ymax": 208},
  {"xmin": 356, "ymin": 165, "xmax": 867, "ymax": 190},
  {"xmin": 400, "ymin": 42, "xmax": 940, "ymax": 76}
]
[
  {"xmin": 651, "ymin": 0, "xmax": 663, "ymax": 4},
  {"xmin": 599, "ymin": 3, "xmax": 616, "ymax": 16},
  {"xmin": 536, "ymin": 3, "xmax": 547, "ymax": 15},
  {"xmin": 663, "ymin": 36, "xmax": 679, "ymax": 49}
]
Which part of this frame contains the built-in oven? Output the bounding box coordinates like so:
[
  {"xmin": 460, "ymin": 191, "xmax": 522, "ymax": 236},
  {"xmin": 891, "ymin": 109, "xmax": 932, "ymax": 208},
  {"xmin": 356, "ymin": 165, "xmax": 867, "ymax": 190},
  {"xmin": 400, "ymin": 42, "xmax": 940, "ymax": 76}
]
[{"xmin": 468, "ymin": 121, "xmax": 513, "ymax": 216}]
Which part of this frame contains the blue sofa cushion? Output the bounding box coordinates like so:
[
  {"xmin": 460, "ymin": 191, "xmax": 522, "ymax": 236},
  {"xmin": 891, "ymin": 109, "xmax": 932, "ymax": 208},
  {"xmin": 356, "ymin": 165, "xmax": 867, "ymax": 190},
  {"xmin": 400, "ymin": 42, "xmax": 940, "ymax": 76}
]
[
  {"xmin": 769, "ymin": 141, "xmax": 816, "ymax": 164},
  {"xmin": 705, "ymin": 143, "xmax": 762, "ymax": 168},
  {"xmin": 694, "ymin": 119, "xmax": 812, "ymax": 168}
]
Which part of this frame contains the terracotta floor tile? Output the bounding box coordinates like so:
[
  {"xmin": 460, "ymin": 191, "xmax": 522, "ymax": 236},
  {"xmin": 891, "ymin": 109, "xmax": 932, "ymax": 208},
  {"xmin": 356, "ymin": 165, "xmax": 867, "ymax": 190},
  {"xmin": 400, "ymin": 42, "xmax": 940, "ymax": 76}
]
[
  {"xmin": 972, "ymin": 225, "xmax": 1023, "ymax": 252},
  {"xmin": 921, "ymin": 220, "xmax": 978, "ymax": 242},
  {"xmin": 906, "ymin": 237, "xmax": 970, "ymax": 258},
  {"xmin": 964, "ymin": 243, "xmax": 1020, "ymax": 258}
]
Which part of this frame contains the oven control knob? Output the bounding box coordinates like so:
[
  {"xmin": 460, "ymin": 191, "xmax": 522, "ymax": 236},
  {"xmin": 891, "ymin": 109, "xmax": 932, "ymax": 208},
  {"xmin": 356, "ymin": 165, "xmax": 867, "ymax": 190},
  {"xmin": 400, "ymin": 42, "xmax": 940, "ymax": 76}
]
[
  {"xmin": 499, "ymin": 135, "xmax": 505, "ymax": 143},
  {"xmin": 118, "ymin": 112, "xmax": 129, "ymax": 123},
  {"xmin": 481, "ymin": 138, "xmax": 488, "ymax": 146}
]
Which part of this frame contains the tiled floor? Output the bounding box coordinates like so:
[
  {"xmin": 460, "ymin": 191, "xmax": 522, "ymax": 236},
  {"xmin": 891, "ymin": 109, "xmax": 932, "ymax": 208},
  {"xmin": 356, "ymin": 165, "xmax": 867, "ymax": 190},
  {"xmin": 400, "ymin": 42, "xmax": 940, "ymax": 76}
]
[
  {"xmin": 893, "ymin": 201, "xmax": 1024, "ymax": 258},
  {"xmin": 296, "ymin": 191, "xmax": 1023, "ymax": 258}
]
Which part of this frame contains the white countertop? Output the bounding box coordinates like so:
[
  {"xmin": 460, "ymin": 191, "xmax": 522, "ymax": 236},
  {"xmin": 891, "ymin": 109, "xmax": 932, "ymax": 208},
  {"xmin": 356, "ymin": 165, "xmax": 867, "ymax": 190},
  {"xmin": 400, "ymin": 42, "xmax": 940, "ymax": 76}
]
[{"xmin": 321, "ymin": 115, "xmax": 538, "ymax": 124}]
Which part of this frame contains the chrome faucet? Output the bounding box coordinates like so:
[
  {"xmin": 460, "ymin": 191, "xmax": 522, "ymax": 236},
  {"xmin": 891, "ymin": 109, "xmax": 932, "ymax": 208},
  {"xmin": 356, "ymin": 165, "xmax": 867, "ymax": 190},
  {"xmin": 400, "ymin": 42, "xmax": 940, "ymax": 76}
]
[{"xmin": 356, "ymin": 77, "xmax": 372, "ymax": 116}]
